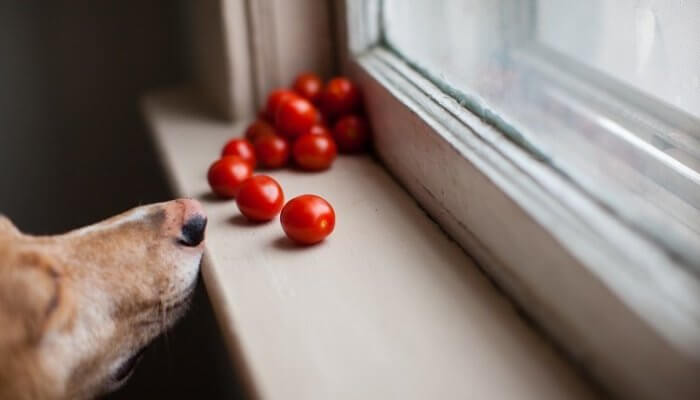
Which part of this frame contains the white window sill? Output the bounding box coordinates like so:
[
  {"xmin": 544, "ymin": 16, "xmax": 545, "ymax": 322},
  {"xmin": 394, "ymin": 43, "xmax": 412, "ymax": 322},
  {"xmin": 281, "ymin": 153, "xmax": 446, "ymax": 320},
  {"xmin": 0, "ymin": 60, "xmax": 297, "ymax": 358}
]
[{"xmin": 142, "ymin": 87, "xmax": 595, "ymax": 400}]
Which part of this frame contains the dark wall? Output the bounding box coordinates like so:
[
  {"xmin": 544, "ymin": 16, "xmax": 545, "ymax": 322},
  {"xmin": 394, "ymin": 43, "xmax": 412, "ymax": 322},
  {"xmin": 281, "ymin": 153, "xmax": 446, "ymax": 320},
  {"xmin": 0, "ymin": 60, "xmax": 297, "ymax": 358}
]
[
  {"xmin": 0, "ymin": 1, "xmax": 183, "ymax": 234},
  {"xmin": 0, "ymin": 2, "xmax": 245, "ymax": 398}
]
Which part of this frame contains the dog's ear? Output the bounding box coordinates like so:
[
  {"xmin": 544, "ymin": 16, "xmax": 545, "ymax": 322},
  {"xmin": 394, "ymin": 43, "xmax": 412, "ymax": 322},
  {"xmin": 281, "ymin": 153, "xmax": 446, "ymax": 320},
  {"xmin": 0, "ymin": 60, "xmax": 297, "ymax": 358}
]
[
  {"xmin": 0, "ymin": 251, "xmax": 74, "ymax": 347},
  {"xmin": 0, "ymin": 215, "xmax": 20, "ymax": 237}
]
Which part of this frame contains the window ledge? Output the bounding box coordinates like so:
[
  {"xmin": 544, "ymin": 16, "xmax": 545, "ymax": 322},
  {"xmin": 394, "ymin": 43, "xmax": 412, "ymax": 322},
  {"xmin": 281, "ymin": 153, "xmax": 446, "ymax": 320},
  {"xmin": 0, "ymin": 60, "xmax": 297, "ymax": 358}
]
[{"xmin": 142, "ymin": 87, "xmax": 594, "ymax": 400}]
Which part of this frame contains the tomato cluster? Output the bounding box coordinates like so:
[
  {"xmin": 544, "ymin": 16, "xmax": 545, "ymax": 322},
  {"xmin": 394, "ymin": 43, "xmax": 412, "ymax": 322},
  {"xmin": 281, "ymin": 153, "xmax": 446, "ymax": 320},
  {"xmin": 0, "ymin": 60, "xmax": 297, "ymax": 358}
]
[
  {"xmin": 206, "ymin": 72, "xmax": 368, "ymax": 245},
  {"xmin": 258, "ymin": 74, "xmax": 371, "ymax": 170}
]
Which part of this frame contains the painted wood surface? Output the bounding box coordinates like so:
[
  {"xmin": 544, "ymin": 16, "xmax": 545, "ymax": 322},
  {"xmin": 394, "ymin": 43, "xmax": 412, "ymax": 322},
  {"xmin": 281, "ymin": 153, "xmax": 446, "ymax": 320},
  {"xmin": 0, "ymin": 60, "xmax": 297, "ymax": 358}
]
[
  {"xmin": 354, "ymin": 48, "xmax": 700, "ymax": 400},
  {"xmin": 187, "ymin": 0, "xmax": 334, "ymax": 118},
  {"xmin": 186, "ymin": 0, "xmax": 255, "ymax": 119},
  {"xmin": 143, "ymin": 88, "xmax": 594, "ymax": 400},
  {"xmin": 247, "ymin": 0, "xmax": 336, "ymax": 107}
]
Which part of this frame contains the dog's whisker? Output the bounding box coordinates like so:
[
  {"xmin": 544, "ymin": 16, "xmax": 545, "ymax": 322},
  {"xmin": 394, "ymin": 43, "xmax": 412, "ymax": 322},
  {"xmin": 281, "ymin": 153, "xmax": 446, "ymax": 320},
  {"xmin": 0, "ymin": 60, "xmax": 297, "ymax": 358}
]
[
  {"xmin": 159, "ymin": 292, "xmax": 177, "ymax": 379},
  {"xmin": 159, "ymin": 295, "xmax": 168, "ymax": 341},
  {"xmin": 160, "ymin": 294, "xmax": 174, "ymax": 364}
]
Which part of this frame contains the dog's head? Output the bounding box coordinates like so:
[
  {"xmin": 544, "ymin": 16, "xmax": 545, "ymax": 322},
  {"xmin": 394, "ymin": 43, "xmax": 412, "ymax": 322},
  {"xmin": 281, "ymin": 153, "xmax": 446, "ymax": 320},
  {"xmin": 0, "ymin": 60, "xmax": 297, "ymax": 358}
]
[{"xmin": 0, "ymin": 199, "xmax": 206, "ymax": 400}]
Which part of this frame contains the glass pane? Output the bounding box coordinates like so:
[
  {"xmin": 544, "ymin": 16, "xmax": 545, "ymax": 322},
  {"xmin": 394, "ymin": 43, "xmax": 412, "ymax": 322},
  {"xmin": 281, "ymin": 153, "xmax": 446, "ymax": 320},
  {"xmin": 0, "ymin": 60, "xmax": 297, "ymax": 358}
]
[
  {"xmin": 383, "ymin": 0, "xmax": 700, "ymax": 267},
  {"xmin": 537, "ymin": 0, "xmax": 700, "ymax": 118}
]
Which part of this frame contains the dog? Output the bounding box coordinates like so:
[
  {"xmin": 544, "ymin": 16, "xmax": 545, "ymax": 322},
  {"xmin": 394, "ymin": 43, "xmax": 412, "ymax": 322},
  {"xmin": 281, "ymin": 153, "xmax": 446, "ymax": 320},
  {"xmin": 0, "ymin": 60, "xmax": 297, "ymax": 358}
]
[{"xmin": 0, "ymin": 199, "xmax": 207, "ymax": 400}]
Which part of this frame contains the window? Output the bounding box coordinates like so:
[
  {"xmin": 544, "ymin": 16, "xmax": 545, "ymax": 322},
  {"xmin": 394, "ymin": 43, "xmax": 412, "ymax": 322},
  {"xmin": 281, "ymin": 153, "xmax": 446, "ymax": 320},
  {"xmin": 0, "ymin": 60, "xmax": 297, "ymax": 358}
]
[
  {"xmin": 166, "ymin": 1, "xmax": 700, "ymax": 398},
  {"xmin": 339, "ymin": 0, "xmax": 700, "ymax": 398},
  {"xmin": 382, "ymin": 0, "xmax": 700, "ymax": 264}
]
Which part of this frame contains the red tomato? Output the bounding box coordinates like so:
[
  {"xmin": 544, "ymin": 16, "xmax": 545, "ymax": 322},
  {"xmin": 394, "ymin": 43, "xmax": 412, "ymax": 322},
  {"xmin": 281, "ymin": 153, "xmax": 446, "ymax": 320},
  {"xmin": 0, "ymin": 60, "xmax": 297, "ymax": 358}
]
[
  {"xmin": 320, "ymin": 77, "xmax": 361, "ymax": 120},
  {"xmin": 332, "ymin": 115, "xmax": 370, "ymax": 153},
  {"xmin": 280, "ymin": 195, "xmax": 335, "ymax": 245},
  {"xmin": 307, "ymin": 124, "xmax": 331, "ymax": 136},
  {"xmin": 207, "ymin": 156, "xmax": 253, "ymax": 198},
  {"xmin": 236, "ymin": 175, "xmax": 285, "ymax": 221},
  {"xmin": 245, "ymin": 120, "xmax": 276, "ymax": 143},
  {"xmin": 254, "ymin": 135, "xmax": 290, "ymax": 169},
  {"xmin": 265, "ymin": 89, "xmax": 298, "ymax": 121},
  {"xmin": 221, "ymin": 138, "xmax": 256, "ymax": 168},
  {"xmin": 292, "ymin": 72, "xmax": 323, "ymax": 103},
  {"xmin": 293, "ymin": 133, "xmax": 337, "ymax": 171},
  {"xmin": 276, "ymin": 96, "xmax": 318, "ymax": 139}
]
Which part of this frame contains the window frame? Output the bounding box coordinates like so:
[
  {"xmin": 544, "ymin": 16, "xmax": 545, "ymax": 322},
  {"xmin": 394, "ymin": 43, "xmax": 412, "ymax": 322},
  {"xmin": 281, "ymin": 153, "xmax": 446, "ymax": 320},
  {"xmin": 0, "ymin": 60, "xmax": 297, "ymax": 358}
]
[
  {"xmin": 335, "ymin": 1, "xmax": 700, "ymax": 399},
  {"xmin": 186, "ymin": 0, "xmax": 336, "ymax": 119}
]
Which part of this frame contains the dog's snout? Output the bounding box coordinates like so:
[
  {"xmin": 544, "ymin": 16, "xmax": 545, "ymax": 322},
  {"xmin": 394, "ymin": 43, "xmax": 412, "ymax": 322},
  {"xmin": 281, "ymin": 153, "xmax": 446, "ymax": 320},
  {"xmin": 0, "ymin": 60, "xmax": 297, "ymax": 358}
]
[
  {"xmin": 180, "ymin": 215, "xmax": 207, "ymax": 247},
  {"xmin": 172, "ymin": 198, "xmax": 207, "ymax": 247}
]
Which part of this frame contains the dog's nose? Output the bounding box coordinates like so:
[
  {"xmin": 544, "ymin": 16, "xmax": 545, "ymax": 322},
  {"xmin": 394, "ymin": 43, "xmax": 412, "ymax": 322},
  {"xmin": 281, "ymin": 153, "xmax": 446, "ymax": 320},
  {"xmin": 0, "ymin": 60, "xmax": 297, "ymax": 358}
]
[
  {"xmin": 181, "ymin": 215, "xmax": 207, "ymax": 247},
  {"xmin": 176, "ymin": 199, "xmax": 207, "ymax": 247}
]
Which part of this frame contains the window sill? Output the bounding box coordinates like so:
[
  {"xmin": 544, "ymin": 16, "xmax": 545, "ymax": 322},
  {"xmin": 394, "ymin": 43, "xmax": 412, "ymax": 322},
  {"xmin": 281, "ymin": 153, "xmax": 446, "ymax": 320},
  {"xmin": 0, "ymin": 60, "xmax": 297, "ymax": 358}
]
[
  {"xmin": 345, "ymin": 46, "xmax": 700, "ymax": 400},
  {"xmin": 142, "ymin": 87, "xmax": 594, "ymax": 399}
]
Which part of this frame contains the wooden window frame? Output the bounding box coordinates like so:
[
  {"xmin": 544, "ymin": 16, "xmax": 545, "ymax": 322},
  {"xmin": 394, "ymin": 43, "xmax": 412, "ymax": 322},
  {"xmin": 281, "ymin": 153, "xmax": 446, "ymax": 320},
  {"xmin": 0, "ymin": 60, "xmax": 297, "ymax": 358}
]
[
  {"xmin": 335, "ymin": 1, "xmax": 700, "ymax": 399},
  {"xmin": 186, "ymin": 0, "xmax": 336, "ymax": 119}
]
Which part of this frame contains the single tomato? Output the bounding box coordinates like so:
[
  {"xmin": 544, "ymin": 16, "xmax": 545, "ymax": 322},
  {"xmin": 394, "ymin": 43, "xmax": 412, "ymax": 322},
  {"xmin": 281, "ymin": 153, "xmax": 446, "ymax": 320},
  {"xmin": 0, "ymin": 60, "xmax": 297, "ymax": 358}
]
[
  {"xmin": 221, "ymin": 138, "xmax": 256, "ymax": 168},
  {"xmin": 244, "ymin": 120, "xmax": 276, "ymax": 143},
  {"xmin": 332, "ymin": 115, "xmax": 370, "ymax": 153},
  {"xmin": 265, "ymin": 89, "xmax": 298, "ymax": 121},
  {"xmin": 207, "ymin": 156, "xmax": 253, "ymax": 198},
  {"xmin": 276, "ymin": 96, "xmax": 318, "ymax": 139},
  {"xmin": 320, "ymin": 77, "xmax": 361, "ymax": 120},
  {"xmin": 292, "ymin": 72, "xmax": 323, "ymax": 103},
  {"xmin": 280, "ymin": 195, "xmax": 335, "ymax": 245},
  {"xmin": 236, "ymin": 175, "xmax": 285, "ymax": 221},
  {"xmin": 254, "ymin": 135, "xmax": 290, "ymax": 169},
  {"xmin": 293, "ymin": 133, "xmax": 337, "ymax": 171}
]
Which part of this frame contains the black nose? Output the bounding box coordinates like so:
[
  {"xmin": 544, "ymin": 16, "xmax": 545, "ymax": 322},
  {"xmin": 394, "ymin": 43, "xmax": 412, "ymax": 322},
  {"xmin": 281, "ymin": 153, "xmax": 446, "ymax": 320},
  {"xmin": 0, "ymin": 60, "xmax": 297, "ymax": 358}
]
[{"xmin": 180, "ymin": 215, "xmax": 207, "ymax": 247}]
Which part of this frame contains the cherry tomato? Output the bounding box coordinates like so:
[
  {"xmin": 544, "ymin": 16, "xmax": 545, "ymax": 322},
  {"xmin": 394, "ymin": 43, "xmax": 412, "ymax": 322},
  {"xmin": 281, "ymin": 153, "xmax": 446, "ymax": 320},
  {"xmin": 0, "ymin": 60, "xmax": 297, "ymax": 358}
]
[
  {"xmin": 207, "ymin": 156, "xmax": 253, "ymax": 198},
  {"xmin": 245, "ymin": 120, "xmax": 276, "ymax": 143},
  {"xmin": 236, "ymin": 175, "xmax": 285, "ymax": 221},
  {"xmin": 280, "ymin": 195, "xmax": 335, "ymax": 245},
  {"xmin": 265, "ymin": 89, "xmax": 298, "ymax": 121},
  {"xmin": 293, "ymin": 133, "xmax": 337, "ymax": 171},
  {"xmin": 221, "ymin": 138, "xmax": 256, "ymax": 168},
  {"xmin": 292, "ymin": 72, "xmax": 323, "ymax": 104},
  {"xmin": 307, "ymin": 124, "xmax": 331, "ymax": 136},
  {"xmin": 320, "ymin": 77, "xmax": 361, "ymax": 120},
  {"xmin": 254, "ymin": 135, "xmax": 290, "ymax": 169},
  {"xmin": 332, "ymin": 115, "xmax": 370, "ymax": 153},
  {"xmin": 276, "ymin": 96, "xmax": 318, "ymax": 139}
]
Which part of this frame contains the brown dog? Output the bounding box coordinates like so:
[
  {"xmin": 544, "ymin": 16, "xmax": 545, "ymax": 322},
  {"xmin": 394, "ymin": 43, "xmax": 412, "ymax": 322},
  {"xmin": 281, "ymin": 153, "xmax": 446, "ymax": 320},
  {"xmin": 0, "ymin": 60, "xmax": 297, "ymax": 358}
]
[{"xmin": 0, "ymin": 199, "xmax": 207, "ymax": 399}]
